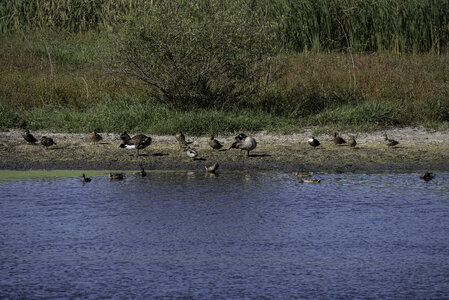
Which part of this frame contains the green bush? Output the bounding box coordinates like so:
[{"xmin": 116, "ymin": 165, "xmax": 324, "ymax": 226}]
[{"xmin": 112, "ymin": 1, "xmax": 277, "ymax": 111}]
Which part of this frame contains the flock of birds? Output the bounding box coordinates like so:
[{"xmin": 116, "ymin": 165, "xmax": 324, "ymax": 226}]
[{"xmin": 20, "ymin": 129, "xmax": 435, "ymax": 183}]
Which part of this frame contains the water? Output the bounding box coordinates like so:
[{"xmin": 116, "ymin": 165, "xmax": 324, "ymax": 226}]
[{"xmin": 1, "ymin": 171, "xmax": 448, "ymax": 299}]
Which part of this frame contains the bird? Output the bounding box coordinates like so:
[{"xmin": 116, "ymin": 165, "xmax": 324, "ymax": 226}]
[
  {"xmin": 420, "ymin": 172, "xmax": 435, "ymax": 181},
  {"xmin": 40, "ymin": 136, "xmax": 56, "ymax": 148},
  {"xmin": 293, "ymin": 172, "xmax": 311, "ymax": 178},
  {"xmin": 108, "ymin": 173, "xmax": 124, "ymax": 180},
  {"xmin": 175, "ymin": 131, "xmax": 189, "ymax": 148},
  {"xmin": 308, "ymin": 136, "xmax": 320, "ymax": 148},
  {"xmin": 299, "ymin": 178, "xmax": 321, "ymax": 183},
  {"xmin": 81, "ymin": 173, "xmax": 91, "ymax": 183},
  {"xmin": 186, "ymin": 147, "xmax": 198, "ymax": 161},
  {"xmin": 22, "ymin": 129, "xmax": 37, "ymax": 144},
  {"xmin": 119, "ymin": 134, "xmax": 152, "ymax": 156},
  {"xmin": 205, "ymin": 163, "xmax": 219, "ymax": 173},
  {"xmin": 208, "ymin": 136, "xmax": 223, "ymax": 150},
  {"xmin": 120, "ymin": 132, "xmax": 131, "ymax": 142},
  {"xmin": 348, "ymin": 136, "xmax": 357, "ymax": 148},
  {"xmin": 229, "ymin": 133, "xmax": 257, "ymax": 156},
  {"xmin": 333, "ymin": 132, "xmax": 346, "ymax": 145},
  {"xmin": 383, "ymin": 134, "xmax": 399, "ymax": 147},
  {"xmin": 90, "ymin": 131, "xmax": 102, "ymax": 143},
  {"xmin": 138, "ymin": 165, "xmax": 147, "ymax": 177}
]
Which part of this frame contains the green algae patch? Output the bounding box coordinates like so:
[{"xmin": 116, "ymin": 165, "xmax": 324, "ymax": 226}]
[{"xmin": 0, "ymin": 170, "xmax": 135, "ymax": 182}]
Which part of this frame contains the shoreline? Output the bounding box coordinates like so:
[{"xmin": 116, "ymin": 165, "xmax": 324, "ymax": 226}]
[{"xmin": 1, "ymin": 128, "xmax": 448, "ymax": 172}]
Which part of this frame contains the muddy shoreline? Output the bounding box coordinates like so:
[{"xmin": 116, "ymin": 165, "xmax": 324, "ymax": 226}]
[{"xmin": 1, "ymin": 128, "xmax": 448, "ymax": 173}]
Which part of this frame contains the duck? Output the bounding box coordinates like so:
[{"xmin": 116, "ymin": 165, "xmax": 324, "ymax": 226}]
[
  {"xmin": 420, "ymin": 172, "xmax": 435, "ymax": 181},
  {"xmin": 293, "ymin": 172, "xmax": 311, "ymax": 178},
  {"xmin": 108, "ymin": 173, "xmax": 124, "ymax": 180},
  {"xmin": 22, "ymin": 129, "xmax": 38, "ymax": 144},
  {"xmin": 186, "ymin": 147, "xmax": 198, "ymax": 161},
  {"xmin": 308, "ymin": 136, "xmax": 320, "ymax": 148},
  {"xmin": 205, "ymin": 162, "xmax": 219, "ymax": 173},
  {"xmin": 333, "ymin": 132, "xmax": 346, "ymax": 145},
  {"xmin": 90, "ymin": 131, "xmax": 102, "ymax": 143},
  {"xmin": 299, "ymin": 178, "xmax": 321, "ymax": 183},
  {"xmin": 120, "ymin": 132, "xmax": 131, "ymax": 142},
  {"xmin": 229, "ymin": 133, "xmax": 257, "ymax": 156},
  {"xmin": 40, "ymin": 136, "xmax": 56, "ymax": 148},
  {"xmin": 81, "ymin": 173, "xmax": 91, "ymax": 183},
  {"xmin": 119, "ymin": 134, "xmax": 152, "ymax": 156},
  {"xmin": 209, "ymin": 136, "xmax": 223, "ymax": 150},
  {"xmin": 383, "ymin": 134, "xmax": 399, "ymax": 147},
  {"xmin": 138, "ymin": 165, "xmax": 147, "ymax": 177},
  {"xmin": 175, "ymin": 131, "xmax": 189, "ymax": 148},
  {"xmin": 348, "ymin": 136, "xmax": 357, "ymax": 148}
]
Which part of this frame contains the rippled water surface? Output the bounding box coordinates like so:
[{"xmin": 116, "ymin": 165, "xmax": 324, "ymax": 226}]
[{"xmin": 1, "ymin": 171, "xmax": 449, "ymax": 299}]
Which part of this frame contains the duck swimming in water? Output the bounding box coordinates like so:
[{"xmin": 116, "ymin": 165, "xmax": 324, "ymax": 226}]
[
  {"xmin": 420, "ymin": 172, "xmax": 435, "ymax": 181},
  {"xmin": 108, "ymin": 173, "xmax": 124, "ymax": 180},
  {"xmin": 205, "ymin": 162, "xmax": 219, "ymax": 173},
  {"xmin": 81, "ymin": 173, "xmax": 91, "ymax": 183}
]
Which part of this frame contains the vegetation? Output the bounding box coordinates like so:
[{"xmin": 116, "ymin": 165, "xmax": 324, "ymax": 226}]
[{"xmin": 0, "ymin": 1, "xmax": 448, "ymax": 135}]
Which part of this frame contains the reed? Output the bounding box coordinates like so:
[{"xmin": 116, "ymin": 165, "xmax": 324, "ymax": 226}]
[{"xmin": 1, "ymin": 0, "xmax": 448, "ymax": 53}]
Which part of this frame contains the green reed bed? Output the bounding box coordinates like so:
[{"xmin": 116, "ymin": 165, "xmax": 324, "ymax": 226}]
[{"xmin": 1, "ymin": 0, "xmax": 448, "ymax": 53}]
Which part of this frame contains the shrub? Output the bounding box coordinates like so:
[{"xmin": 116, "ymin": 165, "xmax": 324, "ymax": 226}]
[{"xmin": 111, "ymin": 2, "xmax": 277, "ymax": 111}]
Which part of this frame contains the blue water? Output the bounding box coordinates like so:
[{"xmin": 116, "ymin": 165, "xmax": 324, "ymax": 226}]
[{"xmin": 1, "ymin": 171, "xmax": 449, "ymax": 299}]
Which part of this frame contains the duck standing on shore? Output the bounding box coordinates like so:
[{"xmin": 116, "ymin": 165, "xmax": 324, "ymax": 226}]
[
  {"xmin": 229, "ymin": 133, "xmax": 257, "ymax": 157},
  {"xmin": 348, "ymin": 136, "xmax": 357, "ymax": 148},
  {"xmin": 209, "ymin": 136, "xmax": 223, "ymax": 150},
  {"xmin": 90, "ymin": 131, "xmax": 102, "ymax": 143},
  {"xmin": 120, "ymin": 134, "xmax": 152, "ymax": 156},
  {"xmin": 333, "ymin": 132, "xmax": 346, "ymax": 145},
  {"xmin": 40, "ymin": 136, "xmax": 56, "ymax": 148},
  {"xmin": 175, "ymin": 131, "xmax": 189, "ymax": 149},
  {"xmin": 186, "ymin": 147, "xmax": 198, "ymax": 161},
  {"xmin": 308, "ymin": 136, "xmax": 320, "ymax": 148},
  {"xmin": 383, "ymin": 134, "xmax": 399, "ymax": 147},
  {"xmin": 22, "ymin": 130, "xmax": 38, "ymax": 144}
]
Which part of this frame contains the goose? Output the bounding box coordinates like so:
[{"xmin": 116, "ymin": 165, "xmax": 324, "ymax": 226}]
[
  {"xmin": 186, "ymin": 147, "xmax": 198, "ymax": 161},
  {"xmin": 120, "ymin": 132, "xmax": 131, "ymax": 142},
  {"xmin": 348, "ymin": 136, "xmax": 357, "ymax": 148},
  {"xmin": 299, "ymin": 178, "xmax": 321, "ymax": 183},
  {"xmin": 119, "ymin": 134, "xmax": 152, "ymax": 156},
  {"xmin": 420, "ymin": 172, "xmax": 434, "ymax": 181},
  {"xmin": 205, "ymin": 162, "xmax": 219, "ymax": 173},
  {"xmin": 90, "ymin": 131, "xmax": 102, "ymax": 143},
  {"xmin": 308, "ymin": 137, "xmax": 320, "ymax": 148},
  {"xmin": 383, "ymin": 134, "xmax": 399, "ymax": 147},
  {"xmin": 108, "ymin": 173, "xmax": 124, "ymax": 180},
  {"xmin": 333, "ymin": 132, "xmax": 346, "ymax": 145},
  {"xmin": 40, "ymin": 136, "xmax": 56, "ymax": 148},
  {"xmin": 22, "ymin": 129, "xmax": 38, "ymax": 144},
  {"xmin": 229, "ymin": 133, "xmax": 257, "ymax": 156},
  {"xmin": 209, "ymin": 136, "xmax": 223, "ymax": 150},
  {"xmin": 81, "ymin": 173, "xmax": 91, "ymax": 183}
]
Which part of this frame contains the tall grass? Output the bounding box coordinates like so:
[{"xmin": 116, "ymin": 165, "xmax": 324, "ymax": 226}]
[{"xmin": 1, "ymin": 0, "xmax": 448, "ymax": 53}]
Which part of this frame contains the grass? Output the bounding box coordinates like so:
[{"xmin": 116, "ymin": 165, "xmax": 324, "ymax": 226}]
[{"xmin": 1, "ymin": 30, "xmax": 449, "ymax": 135}]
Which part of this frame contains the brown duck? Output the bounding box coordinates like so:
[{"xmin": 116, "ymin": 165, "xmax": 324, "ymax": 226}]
[
  {"xmin": 90, "ymin": 131, "xmax": 102, "ymax": 143},
  {"xmin": 333, "ymin": 132, "xmax": 346, "ymax": 145},
  {"xmin": 108, "ymin": 173, "xmax": 124, "ymax": 180},
  {"xmin": 383, "ymin": 134, "xmax": 399, "ymax": 147},
  {"xmin": 348, "ymin": 136, "xmax": 357, "ymax": 148},
  {"xmin": 209, "ymin": 136, "xmax": 223, "ymax": 150},
  {"xmin": 81, "ymin": 173, "xmax": 91, "ymax": 183},
  {"xmin": 120, "ymin": 134, "xmax": 152, "ymax": 156},
  {"xmin": 40, "ymin": 136, "xmax": 56, "ymax": 148}
]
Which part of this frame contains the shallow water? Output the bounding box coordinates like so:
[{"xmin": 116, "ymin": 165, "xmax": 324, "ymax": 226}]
[{"xmin": 1, "ymin": 171, "xmax": 448, "ymax": 299}]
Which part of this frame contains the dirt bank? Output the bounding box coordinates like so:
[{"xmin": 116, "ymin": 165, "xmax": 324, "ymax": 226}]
[{"xmin": 0, "ymin": 128, "xmax": 448, "ymax": 172}]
